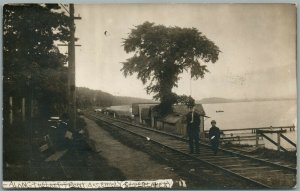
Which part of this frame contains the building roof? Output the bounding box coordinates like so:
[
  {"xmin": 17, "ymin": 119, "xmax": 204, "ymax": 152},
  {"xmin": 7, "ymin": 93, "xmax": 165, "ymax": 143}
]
[
  {"xmin": 124, "ymin": 103, "xmax": 206, "ymax": 119},
  {"xmin": 132, "ymin": 103, "xmax": 158, "ymax": 116},
  {"xmin": 162, "ymin": 113, "xmax": 182, "ymax": 124},
  {"xmin": 107, "ymin": 105, "xmax": 132, "ymax": 117}
]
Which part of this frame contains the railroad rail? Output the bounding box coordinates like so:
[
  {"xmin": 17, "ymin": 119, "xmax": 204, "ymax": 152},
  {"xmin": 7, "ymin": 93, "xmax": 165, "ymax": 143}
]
[{"xmin": 88, "ymin": 113, "xmax": 296, "ymax": 189}]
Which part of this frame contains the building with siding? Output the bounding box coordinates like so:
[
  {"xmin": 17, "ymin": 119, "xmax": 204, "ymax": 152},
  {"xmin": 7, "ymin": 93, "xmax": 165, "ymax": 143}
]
[
  {"xmin": 157, "ymin": 104, "xmax": 206, "ymax": 138},
  {"xmin": 132, "ymin": 103, "xmax": 206, "ymax": 138}
]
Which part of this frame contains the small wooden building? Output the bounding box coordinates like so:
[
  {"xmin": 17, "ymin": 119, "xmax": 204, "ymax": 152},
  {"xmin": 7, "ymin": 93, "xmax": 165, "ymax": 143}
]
[
  {"xmin": 132, "ymin": 103, "xmax": 158, "ymax": 124},
  {"xmin": 106, "ymin": 105, "xmax": 133, "ymax": 120},
  {"xmin": 156, "ymin": 104, "xmax": 206, "ymax": 138}
]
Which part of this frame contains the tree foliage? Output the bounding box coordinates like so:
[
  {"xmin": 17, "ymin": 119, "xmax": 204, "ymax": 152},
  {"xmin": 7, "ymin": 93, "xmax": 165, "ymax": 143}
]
[
  {"xmin": 176, "ymin": 95, "xmax": 195, "ymax": 108},
  {"xmin": 3, "ymin": 4, "xmax": 71, "ymax": 117},
  {"xmin": 121, "ymin": 22, "xmax": 220, "ymax": 115}
]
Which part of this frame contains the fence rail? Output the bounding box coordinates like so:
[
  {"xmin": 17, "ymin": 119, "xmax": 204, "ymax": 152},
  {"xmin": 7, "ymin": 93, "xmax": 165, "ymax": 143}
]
[{"xmin": 205, "ymin": 125, "xmax": 295, "ymax": 133}]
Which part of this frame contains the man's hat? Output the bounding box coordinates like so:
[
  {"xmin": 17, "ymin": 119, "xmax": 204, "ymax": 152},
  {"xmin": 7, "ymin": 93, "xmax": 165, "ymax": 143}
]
[{"xmin": 211, "ymin": 120, "xmax": 216, "ymax": 124}]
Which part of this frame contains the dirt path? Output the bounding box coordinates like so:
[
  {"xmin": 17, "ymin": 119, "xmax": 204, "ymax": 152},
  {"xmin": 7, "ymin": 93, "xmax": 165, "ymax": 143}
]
[{"xmin": 84, "ymin": 117, "xmax": 184, "ymax": 182}]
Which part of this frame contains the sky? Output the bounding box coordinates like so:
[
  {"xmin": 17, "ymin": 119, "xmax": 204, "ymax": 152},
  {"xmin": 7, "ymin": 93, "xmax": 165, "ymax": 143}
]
[{"xmin": 66, "ymin": 4, "xmax": 296, "ymax": 100}]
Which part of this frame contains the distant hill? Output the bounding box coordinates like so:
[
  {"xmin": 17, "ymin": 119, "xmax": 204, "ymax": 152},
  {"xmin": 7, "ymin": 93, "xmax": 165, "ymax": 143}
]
[
  {"xmin": 197, "ymin": 97, "xmax": 235, "ymax": 104},
  {"xmin": 197, "ymin": 97, "xmax": 296, "ymax": 104},
  {"xmin": 76, "ymin": 87, "xmax": 155, "ymax": 108},
  {"xmin": 112, "ymin": 96, "xmax": 156, "ymax": 105},
  {"xmin": 77, "ymin": 87, "xmax": 295, "ymax": 107}
]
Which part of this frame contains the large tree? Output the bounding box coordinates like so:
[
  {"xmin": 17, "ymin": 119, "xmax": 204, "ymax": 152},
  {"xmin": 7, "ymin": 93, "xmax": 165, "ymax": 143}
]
[
  {"xmin": 122, "ymin": 22, "xmax": 220, "ymax": 115},
  {"xmin": 3, "ymin": 4, "xmax": 71, "ymax": 118}
]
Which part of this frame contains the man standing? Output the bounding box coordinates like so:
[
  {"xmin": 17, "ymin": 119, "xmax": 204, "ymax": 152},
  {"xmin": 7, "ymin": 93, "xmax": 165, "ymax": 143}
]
[
  {"xmin": 186, "ymin": 106, "xmax": 200, "ymax": 154},
  {"xmin": 209, "ymin": 120, "xmax": 221, "ymax": 155}
]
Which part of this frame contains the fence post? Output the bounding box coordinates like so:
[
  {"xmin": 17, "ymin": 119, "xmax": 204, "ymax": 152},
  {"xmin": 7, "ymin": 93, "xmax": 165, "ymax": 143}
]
[
  {"xmin": 22, "ymin": 98, "xmax": 26, "ymax": 121},
  {"xmin": 277, "ymin": 133, "xmax": 281, "ymax": 151},
  {"xmin": 9, "ymin": 96, "xmax": 13, "ymax": 125},
  {"xmin": 256, "ymin": 131, "xmax": 259, "ymax": 147}
]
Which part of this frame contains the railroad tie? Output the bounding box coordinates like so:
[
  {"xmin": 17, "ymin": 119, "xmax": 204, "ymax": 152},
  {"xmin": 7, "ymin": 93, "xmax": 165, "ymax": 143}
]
[
  {"xmin": 202, "ymin": 157, "xmax": 240, "ymax": 161},
  {"xmin": 223, "ymin": 163, "xmax": 260, "ymax": 168},
  {"xmin": 211, "ymin": 159, "xmax": 249, "ymax": 165},
  {"xmin": 229, "ymin": 166, "xmax": 271, "ymax": 171},
  {"xmin": 201, "ymin": 156, "xmax": 239, "ymax": 159},
  {"xmin": 268, "ymin": 169, "xmax": 282, "ymax": 172},
  {"xmin": 180, "ymin": 159, "xmax": 196, "ymax": 162}
]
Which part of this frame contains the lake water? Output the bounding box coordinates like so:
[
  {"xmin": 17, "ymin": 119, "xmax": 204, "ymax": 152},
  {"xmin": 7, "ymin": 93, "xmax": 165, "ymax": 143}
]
[{"xmin": 202, "ymin": 100, "xmax": 297, "ymax": 150}]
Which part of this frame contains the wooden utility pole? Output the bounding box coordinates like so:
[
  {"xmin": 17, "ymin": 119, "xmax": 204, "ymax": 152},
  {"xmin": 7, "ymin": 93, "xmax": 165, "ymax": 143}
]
[
  {"xmin": 68, "ymin": 4, "xmax": 76, "ymax": 132},
  {"xmin": 58, "ymin": 4, "xmax": 81, "ymax": 132}
]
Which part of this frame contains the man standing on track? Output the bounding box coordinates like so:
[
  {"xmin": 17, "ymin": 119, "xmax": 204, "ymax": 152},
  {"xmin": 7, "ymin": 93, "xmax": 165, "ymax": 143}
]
[
  {"xmin": 186, "ymin": 106, "xmax": 201, "ymax": 154},
  {"xmin": 209, "ymin": 120, "xmax": 221, "ymax": 155}
]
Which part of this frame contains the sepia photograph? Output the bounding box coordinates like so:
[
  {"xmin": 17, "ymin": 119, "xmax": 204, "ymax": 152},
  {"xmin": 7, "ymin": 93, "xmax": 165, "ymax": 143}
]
[{"xmin": 2, "ymin": 3, "xmax": 297, "ymax": 189}]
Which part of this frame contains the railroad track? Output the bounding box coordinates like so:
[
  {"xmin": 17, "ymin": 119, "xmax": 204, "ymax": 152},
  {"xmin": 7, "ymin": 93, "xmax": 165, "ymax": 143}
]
[{"xmin": 88, "ymin": 113, "xmax": 296, "ymax": 189}]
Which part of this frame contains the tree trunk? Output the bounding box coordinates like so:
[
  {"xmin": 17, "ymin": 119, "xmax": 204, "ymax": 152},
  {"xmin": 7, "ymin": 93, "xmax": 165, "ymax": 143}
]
[{"xmin": 158, "ymin": 65, "xmax": 176, "ymax": 116}]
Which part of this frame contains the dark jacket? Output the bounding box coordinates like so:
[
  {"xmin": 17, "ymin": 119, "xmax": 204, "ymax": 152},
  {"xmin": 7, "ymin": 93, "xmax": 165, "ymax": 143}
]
[
  {"xmin": 186, "ymin": 111, "xmax": 201, "ymax": 132},
  {"xmin": 209, "ymin": 126, "xmax": 220, "ymax": 140}
]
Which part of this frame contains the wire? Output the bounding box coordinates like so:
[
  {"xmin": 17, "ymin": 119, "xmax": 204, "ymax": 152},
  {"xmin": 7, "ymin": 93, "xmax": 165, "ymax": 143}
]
[
  {"xmin": 190, "ymin": 69, "xmax": 192, "ymax": 96},
  {"xmin": 60, "ymin": 4, "xmax": 70, "ymax": 15}
]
